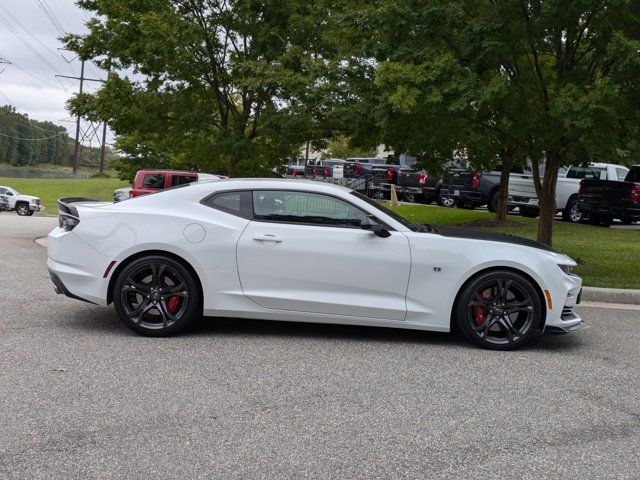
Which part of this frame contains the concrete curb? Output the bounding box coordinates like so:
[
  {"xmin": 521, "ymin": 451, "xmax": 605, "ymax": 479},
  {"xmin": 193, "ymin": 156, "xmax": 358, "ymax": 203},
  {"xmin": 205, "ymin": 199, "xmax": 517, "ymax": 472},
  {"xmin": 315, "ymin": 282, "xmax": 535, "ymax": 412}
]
[{"xmin": 581, "ymin": 286, "xmax": 640, "ymax": 305}]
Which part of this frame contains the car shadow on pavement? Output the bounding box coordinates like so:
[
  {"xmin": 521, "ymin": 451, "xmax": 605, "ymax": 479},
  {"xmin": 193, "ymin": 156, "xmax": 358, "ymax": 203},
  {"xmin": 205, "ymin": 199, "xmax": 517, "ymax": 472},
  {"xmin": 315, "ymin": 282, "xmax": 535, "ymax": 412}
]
[{"xmin": 64, "ymin": 306, "xmax": 588, "ymax": 351}]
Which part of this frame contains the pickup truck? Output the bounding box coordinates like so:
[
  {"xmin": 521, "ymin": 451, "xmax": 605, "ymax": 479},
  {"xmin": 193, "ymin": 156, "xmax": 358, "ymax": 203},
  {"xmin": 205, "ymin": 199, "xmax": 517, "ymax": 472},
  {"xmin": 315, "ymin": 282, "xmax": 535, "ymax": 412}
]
[
  {"xmin": 441, "ymin": 169, "xmax": 503, "ymax": 211},
  {"xmin": 508, "ymin": 163, "xmax": 628, "ymax": 222},
  {"xmin": 578, "ymin": 165, "xmax": 640, "ymax": 227},
  {"xmin": 395, "ymin": 170, "xmax": 453, "ymax": 206},
  {"xmin": 304, "ymin": 159, "xmax": 347, "ymax": 178},
  {"xmin": 0, "ymin": 186, "xmax": 41, "ymax": 216},
  {"xmin": 129, "ymin": 170, "xmax": 222, "ymax": 198}
]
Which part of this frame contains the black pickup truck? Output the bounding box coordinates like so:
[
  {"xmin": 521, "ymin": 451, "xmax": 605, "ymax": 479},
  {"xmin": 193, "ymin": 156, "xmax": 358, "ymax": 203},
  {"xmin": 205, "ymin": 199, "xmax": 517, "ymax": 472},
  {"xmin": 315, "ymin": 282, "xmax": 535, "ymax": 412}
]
[
  {"xmin": 442, "ymin": 170, "xmax": 502, "ymax": 210},
  {"xmin": 395, "ymin": 170, "xmax": 452, "ymax": 206},
  {"xmin": 578, "ymin": 165, "xmax": 640, "ymax": 227}
]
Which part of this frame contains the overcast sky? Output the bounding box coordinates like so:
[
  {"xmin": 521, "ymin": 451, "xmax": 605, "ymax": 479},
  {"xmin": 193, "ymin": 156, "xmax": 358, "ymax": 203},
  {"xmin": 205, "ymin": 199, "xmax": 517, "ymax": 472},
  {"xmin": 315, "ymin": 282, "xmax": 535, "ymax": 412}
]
[{"xmin": 0, "ymin": 0, "xmax": 110, "ymax": 141}]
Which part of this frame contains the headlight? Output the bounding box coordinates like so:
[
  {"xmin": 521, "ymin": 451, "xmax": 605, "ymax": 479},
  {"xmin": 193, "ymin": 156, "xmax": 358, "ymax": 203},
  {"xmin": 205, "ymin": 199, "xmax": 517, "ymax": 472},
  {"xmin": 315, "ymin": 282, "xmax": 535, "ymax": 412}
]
[{"xmin": 558, "ymin": 264, "xmax": 573, "ymax": 275}]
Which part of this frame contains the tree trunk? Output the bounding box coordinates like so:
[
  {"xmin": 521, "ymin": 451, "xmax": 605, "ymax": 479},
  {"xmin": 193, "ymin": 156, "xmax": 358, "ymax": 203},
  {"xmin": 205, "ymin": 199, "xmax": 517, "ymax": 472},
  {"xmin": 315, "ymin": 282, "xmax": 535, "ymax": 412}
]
[
  {"xmin": 536, "ymin": 151, "xmax": 561, "ymax": 246},
  {"xmin": 496, "ymin": 149, "xmax": 514, "ymax": 222}
]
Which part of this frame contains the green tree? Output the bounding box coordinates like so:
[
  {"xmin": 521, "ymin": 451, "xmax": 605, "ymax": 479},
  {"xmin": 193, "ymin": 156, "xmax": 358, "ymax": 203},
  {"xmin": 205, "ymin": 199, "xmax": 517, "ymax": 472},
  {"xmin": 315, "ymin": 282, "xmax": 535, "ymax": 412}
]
[
  {"xmin": 343, "ymin": 0, "xmax": 640, "ymax": 245},
  {"xmin": 64, "ymin": 0, "xmax": 340, "ymax": 179}
]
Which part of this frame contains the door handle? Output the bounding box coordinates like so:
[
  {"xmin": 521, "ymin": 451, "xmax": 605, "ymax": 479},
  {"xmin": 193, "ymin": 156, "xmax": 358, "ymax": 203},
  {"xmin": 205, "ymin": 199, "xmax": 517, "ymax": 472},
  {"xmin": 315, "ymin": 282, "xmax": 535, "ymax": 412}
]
[{"xmin": 253, "ymin": 234, "xmax": 283, "ymax": 243}]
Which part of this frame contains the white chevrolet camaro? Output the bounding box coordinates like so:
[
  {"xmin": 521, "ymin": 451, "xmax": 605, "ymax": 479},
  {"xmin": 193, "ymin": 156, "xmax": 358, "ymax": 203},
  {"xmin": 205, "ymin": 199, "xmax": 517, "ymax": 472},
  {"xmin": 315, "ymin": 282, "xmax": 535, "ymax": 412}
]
[{"xmin": 47, "ymin": 179, "xmax": 587, "ymax": 350}]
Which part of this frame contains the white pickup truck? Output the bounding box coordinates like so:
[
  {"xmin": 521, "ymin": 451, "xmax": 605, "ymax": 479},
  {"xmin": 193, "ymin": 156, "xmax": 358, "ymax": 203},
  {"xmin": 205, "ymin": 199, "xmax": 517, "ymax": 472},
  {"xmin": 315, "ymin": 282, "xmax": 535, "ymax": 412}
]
[
  {"xmin": 508, "ymin": 163, "xmax": 629, "ymax": 223},
  {"xmin": 0, "ymin": 186, "xmax": 42, "ymax": 216}
]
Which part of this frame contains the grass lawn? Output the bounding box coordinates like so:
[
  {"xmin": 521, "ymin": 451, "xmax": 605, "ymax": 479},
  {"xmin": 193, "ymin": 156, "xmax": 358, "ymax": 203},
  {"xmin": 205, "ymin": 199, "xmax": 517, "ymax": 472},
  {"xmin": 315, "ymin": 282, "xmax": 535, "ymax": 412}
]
[
  {"xmin": 391, "ymin": 204, "xmax": 640, "ymax": 289},
  {"xmin": 0, "ymin": 177, "xmax": 129, "ymax": 214}
]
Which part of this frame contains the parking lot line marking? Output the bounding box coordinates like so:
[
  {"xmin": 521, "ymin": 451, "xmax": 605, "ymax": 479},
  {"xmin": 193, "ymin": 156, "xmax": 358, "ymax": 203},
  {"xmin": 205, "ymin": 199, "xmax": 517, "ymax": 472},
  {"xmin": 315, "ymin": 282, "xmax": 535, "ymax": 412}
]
[{"xmin": 578, "ymin": 301, "xmax": 640, "ymax": 311}]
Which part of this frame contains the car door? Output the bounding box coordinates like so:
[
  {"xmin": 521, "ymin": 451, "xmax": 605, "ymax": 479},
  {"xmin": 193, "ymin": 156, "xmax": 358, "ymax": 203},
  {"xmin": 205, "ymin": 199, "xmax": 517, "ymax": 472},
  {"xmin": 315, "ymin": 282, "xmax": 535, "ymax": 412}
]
[{"xmin": 236, "ymin": 190, "xmax": 411, "ymax": 320}]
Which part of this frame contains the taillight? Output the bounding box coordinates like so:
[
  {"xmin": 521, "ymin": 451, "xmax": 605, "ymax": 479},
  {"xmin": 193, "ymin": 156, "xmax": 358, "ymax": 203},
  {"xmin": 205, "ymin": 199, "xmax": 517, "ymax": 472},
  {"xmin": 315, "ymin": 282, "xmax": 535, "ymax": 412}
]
[
  {"xmin": 59, "ymin": 214, "xmax": 79, "ymax": 231},
  {"xmin": 418, "ymin": 173, "xmax": 428, "ymax": 184},
  {"xmin": 472, "ymin": 172, "xmax": 481, "ymax": 189},
  {"xmin": 355, "ymin": 164, "xmax": 362, "ymax": 175},
  {"xmin": 631, "ymin": 185, "xmax": 640, "ymax": 204},
  {"xmin": 323, "ymin": 167, "xmax": 330, "ymax": 177},
  {"xmin": 293, "ymin": 169, "xmax": 299, "ymax": 177},
  {"xmin": 386, "ymin": 167, "xmax": 395, "ymax": 181},
  {"xmin": 312, "ymin": 167, "xmax": 317, "ymax": 176}
]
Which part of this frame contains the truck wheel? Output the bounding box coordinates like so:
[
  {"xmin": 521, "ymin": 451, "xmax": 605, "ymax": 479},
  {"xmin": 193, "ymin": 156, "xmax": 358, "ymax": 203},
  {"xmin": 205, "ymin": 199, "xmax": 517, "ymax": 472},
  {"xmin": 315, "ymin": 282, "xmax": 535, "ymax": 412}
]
[
  {"xmin": 437, "ymin": 192, "xmax": 454, "ymax": 208},
  {"xmin": 15, "ymin": 203, "xmax": 29, "ymax": 216},
  {"xmin": 487, "ymin": 191, "xmax": 499, "ymax": 213},
  {"xmin": 519, "ymin": 206, "xmax": 539, "ymax": 218},
  {"xmin": 562, "ymin": 196, "xmax": 582, "ymax": 223},
  {"xmin": 403, "ymin": 192, "xmax": 417, "ymax": 203}
]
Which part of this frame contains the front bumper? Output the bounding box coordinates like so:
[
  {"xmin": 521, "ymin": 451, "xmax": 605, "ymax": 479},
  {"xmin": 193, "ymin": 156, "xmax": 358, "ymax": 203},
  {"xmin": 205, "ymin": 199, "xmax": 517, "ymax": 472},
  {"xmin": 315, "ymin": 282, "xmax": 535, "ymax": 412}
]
[
  {"xmin": 29, "ymin": 202, "xmax": 41, "ymax": 212},
  {"xmin": 543, "ymin": 276, "xmax": 589, "ymax": 334}
]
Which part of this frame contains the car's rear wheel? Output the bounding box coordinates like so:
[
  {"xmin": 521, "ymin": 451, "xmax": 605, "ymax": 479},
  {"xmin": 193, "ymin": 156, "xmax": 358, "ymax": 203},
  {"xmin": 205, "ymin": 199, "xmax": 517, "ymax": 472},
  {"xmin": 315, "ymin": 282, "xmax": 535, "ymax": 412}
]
[
  {"xmin": 455, "ymin": 270, "xmax": 542, "ymax": 350},
  {"xmin": 437, "ymin": 192, "xmax": 454, "ymax": 208},
  {"xmin": 487, "ymin": 190, "xmax": 499, "ymax": 213},
  {"xmin": 113, "ymin": 255, "xmax": 201, "ymax": 336}
]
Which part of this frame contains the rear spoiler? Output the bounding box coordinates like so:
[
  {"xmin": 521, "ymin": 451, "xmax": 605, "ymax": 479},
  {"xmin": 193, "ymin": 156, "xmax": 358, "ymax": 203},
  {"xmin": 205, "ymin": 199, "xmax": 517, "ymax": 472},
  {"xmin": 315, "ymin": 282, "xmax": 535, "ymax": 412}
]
[{"xmin": 57, "ymin": 197, "xmax": 100, "ymax": 217}]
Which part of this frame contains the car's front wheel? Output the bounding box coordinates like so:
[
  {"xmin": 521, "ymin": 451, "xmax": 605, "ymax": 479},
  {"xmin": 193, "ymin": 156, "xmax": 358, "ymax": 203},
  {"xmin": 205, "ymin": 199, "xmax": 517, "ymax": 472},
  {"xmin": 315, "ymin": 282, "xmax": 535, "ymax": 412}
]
[
  {"xmin": 113, "ymin": 255, "xmax": 201, "ymax": 336},
  {"xmin": 15, "ymin": 203, "xmax": 29, "ymax": 216},
  {"xmin": 455, "ymin": 270, "xmax": 543, "ymax": 350}
]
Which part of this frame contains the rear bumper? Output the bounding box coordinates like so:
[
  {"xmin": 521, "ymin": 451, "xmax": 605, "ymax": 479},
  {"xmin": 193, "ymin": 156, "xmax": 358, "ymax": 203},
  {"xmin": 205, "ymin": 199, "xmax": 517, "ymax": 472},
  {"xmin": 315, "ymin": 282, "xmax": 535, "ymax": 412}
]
[
  {"xmin": 508, "ymin": 196, "xmax": 538, "ymax": 207},
  {"xmin": 578, "ymin": 202, "xmax": 640, "ymax": 219},
  {"xmin": 446, "ymin": 189, "xmax": 484, "ymax": 202},
  {"xmin": 47, "ymin": 227, "xmax": 111, "ymax": 306}
]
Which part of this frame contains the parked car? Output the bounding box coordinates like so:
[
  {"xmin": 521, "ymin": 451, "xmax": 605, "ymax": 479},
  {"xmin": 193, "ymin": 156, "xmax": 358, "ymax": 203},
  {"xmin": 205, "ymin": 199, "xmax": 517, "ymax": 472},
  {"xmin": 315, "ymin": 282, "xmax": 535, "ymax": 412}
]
[
  {"xmin": 0, "ymin": 186, "xmax": 41, "ymax": 216},
  {"xmin": 113, "ymin": 187, "xmax": 132, "ymax": 203},
  {"xmin": 130, "ymin": 170, "xmax": 222, "ymax": 198},
  {"xmin": 441, "ymin": 169, "xmax": 504, "ymax": 211},
  {"xmin": 48, "ymin": 179, "xmax": 586, "ymax": 350},
  {"xmin": 578, "ymin": 164, "xmax": 640, "ymax": 227},
  {"xmin": 508, "ymin": 163, "xmax": 628, "ymax": 222},
  {"xmin": 396, "ymin": 170, "xmax": 453, "ymax": 206}
]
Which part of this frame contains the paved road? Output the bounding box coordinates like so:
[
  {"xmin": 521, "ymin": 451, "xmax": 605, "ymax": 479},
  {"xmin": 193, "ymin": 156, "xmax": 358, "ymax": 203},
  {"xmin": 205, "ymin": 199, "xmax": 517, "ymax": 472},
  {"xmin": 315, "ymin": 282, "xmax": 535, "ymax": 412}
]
[{"xmin": 1, "ymin": 215, "xmax": 639, "ymax": 479}]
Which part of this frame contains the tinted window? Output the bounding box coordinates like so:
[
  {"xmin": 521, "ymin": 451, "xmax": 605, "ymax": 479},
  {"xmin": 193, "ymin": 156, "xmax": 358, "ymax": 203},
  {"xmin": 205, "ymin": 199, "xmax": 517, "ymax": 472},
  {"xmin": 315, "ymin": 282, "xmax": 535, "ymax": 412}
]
[
  {"xmin": 616, "ymin": 168, "xmax": 629, "ymax": 182},
  {"xmin": 253, "ymin": 191, "xmax": 368, "ymax": 227},
  {"xmin": 566, "ymin": 167, "xmax": 605, "ymax": 180},
  {"xmin": 142, "ymin": 174, "xmax": 166, "ymax": 189},
  {"xmin": 171, "ymin": 175, "xmax": 197, "ymax": 187},
  {"xmin": 202, "ymin": 191, "xmax": 252, "ymax": 219}
]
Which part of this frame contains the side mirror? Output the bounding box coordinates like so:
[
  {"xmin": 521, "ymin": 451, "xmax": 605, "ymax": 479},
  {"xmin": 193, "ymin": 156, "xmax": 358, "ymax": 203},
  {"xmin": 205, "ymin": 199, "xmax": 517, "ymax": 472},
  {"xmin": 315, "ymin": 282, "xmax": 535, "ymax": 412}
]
[{"xmin": 360, "ymin": 216, "xmax": 391, "ymax": 238}]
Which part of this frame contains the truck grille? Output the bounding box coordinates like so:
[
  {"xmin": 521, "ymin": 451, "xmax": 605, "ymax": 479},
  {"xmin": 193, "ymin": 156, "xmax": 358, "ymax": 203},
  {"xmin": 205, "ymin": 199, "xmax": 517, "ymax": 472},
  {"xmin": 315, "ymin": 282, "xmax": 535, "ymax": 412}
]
[{"xmin": 35, "ymin": 199, "xmax": 40, "ymax": 206}]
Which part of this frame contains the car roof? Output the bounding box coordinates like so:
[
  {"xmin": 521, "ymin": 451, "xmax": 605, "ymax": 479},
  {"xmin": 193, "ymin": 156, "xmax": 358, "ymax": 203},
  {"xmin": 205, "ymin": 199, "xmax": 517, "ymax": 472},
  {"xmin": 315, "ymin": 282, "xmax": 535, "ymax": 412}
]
[{"xmin": 210, "ymin": 178, "xmax": 353, "ymax": 193}]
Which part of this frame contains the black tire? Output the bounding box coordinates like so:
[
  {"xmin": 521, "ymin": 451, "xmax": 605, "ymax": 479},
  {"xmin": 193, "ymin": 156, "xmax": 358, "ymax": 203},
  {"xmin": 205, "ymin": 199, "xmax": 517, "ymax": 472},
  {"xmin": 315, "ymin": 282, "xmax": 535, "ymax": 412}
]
[
  {"xmin": 455, "ymin": 270, "xmax": 543, "ymax": 350},
  {"xmin": 403, "ymin": 192, "xmax": 417, "ymax": 203},
  {"xmin": 437, "ymin": 192, "xmax": 454, "ymax": 208},
  {"xmin": 15, "ymin": 203, "xmax": 29, "ymax": 216},
  {"xmin": 562, "ymin": 196, "xmax": 582, "ymax": 223},
  {"xmin": 112, "ymin": 255, "xmax": 201, "ymax": 336},
  {"xmin": 487, "ymin": 190, "xmax": 499, "ymax": 213},
  {"xmin": 26, "ymin": 210, "xmax": 34, "ymax": 216},
  {"xmin": 519, "ymin": 206, "xmax": 539, "ymax": 218}
]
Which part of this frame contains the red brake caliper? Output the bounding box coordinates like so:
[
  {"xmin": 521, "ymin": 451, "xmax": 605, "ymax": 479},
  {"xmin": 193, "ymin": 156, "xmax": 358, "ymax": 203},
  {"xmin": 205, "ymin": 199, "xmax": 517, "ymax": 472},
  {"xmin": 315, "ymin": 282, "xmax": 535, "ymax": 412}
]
[
  {"xmin": 167, "ymin": 296, "xmax": 180, "ymax": 314},
  {"xmin": 474, "ymin": 297, "xmax": 485, "ymax": 326}
]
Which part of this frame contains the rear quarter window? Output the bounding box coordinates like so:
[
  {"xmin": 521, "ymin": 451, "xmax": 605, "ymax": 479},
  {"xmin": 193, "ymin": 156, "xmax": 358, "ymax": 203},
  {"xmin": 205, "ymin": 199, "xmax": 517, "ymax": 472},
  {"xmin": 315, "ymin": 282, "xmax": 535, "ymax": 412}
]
[
  {"xmin": 201, "ymin": 191, "xmax": 253, "ymax": 219},
  {"xmin": 141, "ymin": 174, "xmax": 166, "ymax": 189}
]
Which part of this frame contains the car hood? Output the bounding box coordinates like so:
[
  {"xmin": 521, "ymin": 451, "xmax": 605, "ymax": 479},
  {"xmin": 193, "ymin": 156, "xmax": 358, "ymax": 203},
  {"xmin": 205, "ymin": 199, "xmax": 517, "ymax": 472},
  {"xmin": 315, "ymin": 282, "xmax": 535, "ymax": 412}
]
[
  {"xmin": 434, "ymin": 225, "xmax": 558, "ymax": 253},
  {"xmin": 18, "ymin": 195, "xmax": 39, "ymax": 202}
]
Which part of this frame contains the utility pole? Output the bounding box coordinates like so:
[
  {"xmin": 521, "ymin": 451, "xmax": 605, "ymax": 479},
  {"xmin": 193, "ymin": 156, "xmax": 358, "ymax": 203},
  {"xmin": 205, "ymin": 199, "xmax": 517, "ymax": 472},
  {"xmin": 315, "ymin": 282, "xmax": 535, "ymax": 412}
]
[
  {"xmin": 71, "ymin": 60, "xmax": 84, "ymax": 174},
  {"xmin": 56, "ymin": 61, "xmax": 104, "ymax": 174}
]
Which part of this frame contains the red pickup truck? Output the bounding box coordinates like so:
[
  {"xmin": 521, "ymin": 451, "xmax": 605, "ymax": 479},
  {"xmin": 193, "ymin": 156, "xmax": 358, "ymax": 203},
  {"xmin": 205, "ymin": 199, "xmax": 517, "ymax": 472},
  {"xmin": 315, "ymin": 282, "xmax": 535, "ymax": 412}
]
[{"xmin": 129, "ymin": 170, "xmax": 222, "ymax": 198}]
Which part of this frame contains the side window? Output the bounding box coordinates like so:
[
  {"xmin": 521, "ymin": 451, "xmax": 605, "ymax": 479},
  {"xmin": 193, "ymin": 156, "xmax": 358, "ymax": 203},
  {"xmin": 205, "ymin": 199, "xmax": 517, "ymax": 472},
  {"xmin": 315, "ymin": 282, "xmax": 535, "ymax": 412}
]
[
  {"xmin": 0, "ymin": 188, "xmax": 6, "ymax": 195},
  {"xmin": 171, "ymin": 175, "xmax": 197, "ymax": 187},
  {"xmin": 202, "ymin": 191, "xmax": 252, "ymax": 219},
  {"xmin": 252, "ymin": 190, "xmax": 368, "ymax": 227},
  {"xmin": 142, "ymin": 174, "xmax": 166, "ymax": 189},
  {"xmin": 616, "ymin": 168, "xmax": 629, "ymax": 182}
]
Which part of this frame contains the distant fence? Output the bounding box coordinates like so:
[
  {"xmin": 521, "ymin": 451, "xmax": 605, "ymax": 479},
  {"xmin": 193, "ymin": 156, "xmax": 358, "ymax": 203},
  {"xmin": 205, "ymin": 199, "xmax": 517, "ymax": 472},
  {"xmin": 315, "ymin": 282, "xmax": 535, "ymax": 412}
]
[{"xmin": 0, "ymin": 168, "xmax": 90, "ymax": 179}]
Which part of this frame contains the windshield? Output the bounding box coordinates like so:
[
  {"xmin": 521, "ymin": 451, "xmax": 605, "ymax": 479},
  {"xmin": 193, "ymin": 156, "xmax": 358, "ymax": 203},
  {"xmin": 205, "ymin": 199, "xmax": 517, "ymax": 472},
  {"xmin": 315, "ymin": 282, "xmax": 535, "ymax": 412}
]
[{"xmin": 350, "ymin": 191, "xmax": 432, "ymax": 232}]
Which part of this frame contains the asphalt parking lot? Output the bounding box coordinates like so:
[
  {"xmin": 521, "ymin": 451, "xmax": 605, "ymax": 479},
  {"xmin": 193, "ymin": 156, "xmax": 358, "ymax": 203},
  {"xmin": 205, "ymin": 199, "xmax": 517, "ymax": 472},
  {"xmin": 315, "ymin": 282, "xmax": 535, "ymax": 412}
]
[{"xmin": 1, "ymin": 215, "xmax": 639, "ymax": 479}]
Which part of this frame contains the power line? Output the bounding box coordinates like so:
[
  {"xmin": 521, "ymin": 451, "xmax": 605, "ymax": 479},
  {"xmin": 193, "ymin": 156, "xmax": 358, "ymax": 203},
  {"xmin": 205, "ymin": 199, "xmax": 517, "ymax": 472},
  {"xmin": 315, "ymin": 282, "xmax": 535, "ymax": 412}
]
[
  {"xmin": 2, "ymin": 57, "xmax": 67, "ymax": 91},
  {"xmin": 34, "ymin": 0, "xmax": 67, "ymax": 36},
  {"xmin": 0, "ymin": 10, "xmax": 62, "ymax": 75},
  {"xmin": 0, "ymin": 131, "xmax": 68, "ymax": 141}
]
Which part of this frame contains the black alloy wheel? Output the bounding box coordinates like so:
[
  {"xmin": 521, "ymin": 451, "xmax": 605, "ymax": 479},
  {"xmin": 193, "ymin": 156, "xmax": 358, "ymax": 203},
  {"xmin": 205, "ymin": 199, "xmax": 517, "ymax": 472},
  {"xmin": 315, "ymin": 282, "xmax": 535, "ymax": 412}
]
[
  {"xmin": 455, "ymin": 270, "xmax": 542, "ymax": 350},
  {"xmin": 113, "ymin": 256, "xmax": 201, "ymax": 336},
  {"xmin": 437, "ymin": 193, "xmax": 455, "ymax": 208},
  {"xmin": 403, "ymin": 192, "xmax": 417, "ymax": 203}
]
